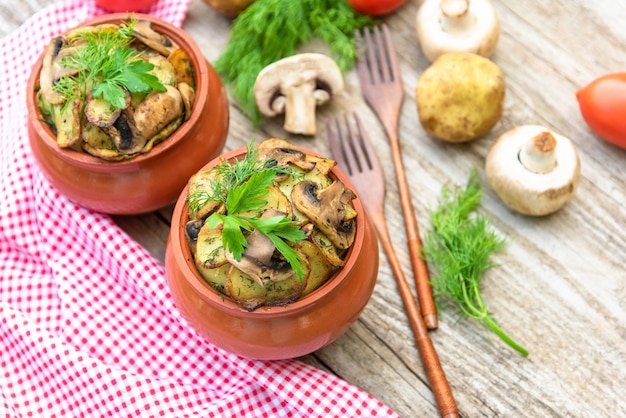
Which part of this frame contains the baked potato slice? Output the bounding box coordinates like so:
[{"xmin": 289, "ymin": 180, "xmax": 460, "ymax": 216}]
[
  {"xmin": 295, "ymin": 239, "xmax": 335, "ymax": 296},
  {"xmin": 195, "ymin": 222, "xmax": 227, "ymax": 269}
]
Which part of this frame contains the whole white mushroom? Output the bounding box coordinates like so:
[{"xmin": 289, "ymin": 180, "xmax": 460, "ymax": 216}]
[
  {"xmin": 416, "ymin": 0, "xmax": 500, "ymax": 62},
  {"xmin": 486, "ymin": 125, "xmax": 581, "ymax": 216}
]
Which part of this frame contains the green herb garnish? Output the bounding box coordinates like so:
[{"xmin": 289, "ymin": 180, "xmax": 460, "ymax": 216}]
[
  {"xmin": 423, "ymin": 169, "xmax": 529, "ymax": 356},
  {"xmin": 53, "ymin": 19, "xmax": 166, "ymax": 109},
  {"xmin": 189, "ymin": 143, "xmax": 307, "ymax": 279},
  {"xmin": 214, "ymin": 0, "xmax": 375, "ymax": 123}
]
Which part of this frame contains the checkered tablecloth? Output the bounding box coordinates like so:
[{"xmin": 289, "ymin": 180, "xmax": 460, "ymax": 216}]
[{"xmin": 0, "ymin": 1, "xmax": 397, "ymax": 416}]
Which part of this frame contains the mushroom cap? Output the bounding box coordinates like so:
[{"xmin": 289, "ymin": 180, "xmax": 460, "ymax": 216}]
[
  {"xmin": 486, "ymin": 125, "xmax": 581, "ymax": 216},
  {"xmin": 416, "ymin": 0, "xmax": 500, "ymax": 62}
]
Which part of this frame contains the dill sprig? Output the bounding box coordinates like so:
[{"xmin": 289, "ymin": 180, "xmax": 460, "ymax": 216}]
[
  {"xmin": 53, "ymin": 19, "xmax": 165, "ymax": 109},
  {"xmin": 188, "ymin": 142, "xmax": 306, "ymax": 279},
  {"xmin": 214, "ymin": 0, "xmax": 375, "ymax": 124},
  {"xmin": 423, "ymin": 169, "xmax": 529, "ymax": 356}
]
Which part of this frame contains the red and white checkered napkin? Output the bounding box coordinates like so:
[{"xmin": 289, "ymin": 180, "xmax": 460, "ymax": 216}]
[{"xmin": 0, "ymin": 1, "xmax": 398, "ymax": 416}]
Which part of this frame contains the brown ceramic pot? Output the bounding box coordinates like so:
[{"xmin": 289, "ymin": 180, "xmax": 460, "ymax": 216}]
[
  {"xmin": 26, "ymin": 13, "xmax": 229, "ymax": 215},
  {"xmin": 165, "ymin": 146, "xmax": 379, "ymax": 360}
]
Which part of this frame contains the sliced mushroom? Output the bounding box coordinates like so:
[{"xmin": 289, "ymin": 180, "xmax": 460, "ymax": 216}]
[
  {"xmin": 177, "ymin": 82, "xmax": 195, "ymax": 121},
  {"xmin": 104, "ymin": 113, "xmax": 147, "ymax": 154},
  {"xmin": 225, "ymin": 209, "xmax": 297, "ymax": 287},
  {"xmin": 40, "ymin": 36, "xmax": 67, "ymax": 105},
  {"xmin": 254, "ymin": 53, "xmax": 344, "ymax": 135},
  {"xmin": 485, "ymin": 125, "xmax": 581, "ymax": 216},
  {"xmin": 291, "ymin": 180, "xmax": 356, "ymax": 250},
  {"xmin": 132, "ymin": 20, "xmax": 179, "ymax": 57},
  {"xmin": 416, "ymin": 0, "xmax": 500, "ymax": 62},
  {"xmin": 258, "ymin": 145, "xmax": 316, "ymax": 172},
  {"xmin": 132, "ymin": 84, "xmax": 184, "ymax": 139}
]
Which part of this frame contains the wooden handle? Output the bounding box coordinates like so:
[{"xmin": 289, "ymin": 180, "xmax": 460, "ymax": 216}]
[
  {"xmin": 386, "ymin": 126, "xmax": 438, "ymax": 330},
  {"xmin": 372, "ymin": 212, "xmax": 458, "ymax": 417}
]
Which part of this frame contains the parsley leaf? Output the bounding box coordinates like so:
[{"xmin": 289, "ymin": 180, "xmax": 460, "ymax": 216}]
[{"xmin": 199, "ymin": 142, "xmax": 307, "ymax": 279}]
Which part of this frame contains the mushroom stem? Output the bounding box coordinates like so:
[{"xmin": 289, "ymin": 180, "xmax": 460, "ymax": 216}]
[
  {"xmin": 284, "ymin": 83, "xmax": 317, "ymax": 135},
  {"xmin": 440, "ymin": 0, "xmax": 473, "ymax": 34},
  {"xmin": 518, "ymin": 131, "xmax": 558, "ymax": 174}
]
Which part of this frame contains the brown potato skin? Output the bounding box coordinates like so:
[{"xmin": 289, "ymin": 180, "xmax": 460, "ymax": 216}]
[{"xmin": 416, "ymin": 52, "xmax": 505, "ymax": 143}]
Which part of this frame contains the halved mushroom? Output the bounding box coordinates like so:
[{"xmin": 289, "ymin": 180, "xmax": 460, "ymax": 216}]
[
  {"xmin": 416, "ymin": 0, "xmax": 500, "ymax": 62},
  {"xmin": 133, "ymin": 20, "xmax": 179, "ymax": 57},
  {"xmin": 291, "ymin": 180, "xmax": 356, "ymax": 250},
  {"xmin": 485, "ymin": 125, "xmax": 581, "ymax": 216},
  {"xmin": 225, "ymin": 209, "xmax": 298, "ymax": 287},
  {"xmin": 254, "ymin": 53, "xmax": 344, "ymax": 135}
]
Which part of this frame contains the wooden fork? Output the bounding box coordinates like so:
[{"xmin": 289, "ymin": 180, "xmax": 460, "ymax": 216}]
[
  {"xmin": 327, "ymin": 115, "xmax": 458, "ymax": 418},
  {"xmin": 355, "ymin": 24, "xmax": 438, "ymax": 330}
]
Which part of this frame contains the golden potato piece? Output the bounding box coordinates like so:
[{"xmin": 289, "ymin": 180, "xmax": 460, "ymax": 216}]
[{"xmin": 226, "ymin": 257, "xmax": 310, "ymax": 311}]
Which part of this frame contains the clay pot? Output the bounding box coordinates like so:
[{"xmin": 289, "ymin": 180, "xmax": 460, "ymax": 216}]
[
  {"xmin": 165, "ymin": 146, "xmax": 379, "ymax": 360},
  {"xmin": 26, "ymin": 13, "xmax": 229, "ymax": 215}
]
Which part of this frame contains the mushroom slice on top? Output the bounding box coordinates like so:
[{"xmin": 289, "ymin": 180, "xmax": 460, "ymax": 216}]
[
  {"xmin": 291, "ymin": 180, "xmax": 357, "ymax": 250},
  {"xmin": 40, "ymin": 36, "xmax": 67, "ymax": 105},
  {"xmin": 254, "ymin": 53, "xmax": 344, "ymax": 135},
  {"xmin": 485, "ymin": 125, "xmax": 581, "ymax": 216},
  {"xmin": 132, "ymin": 20, "xmax": 179, "ymax": 57},
  {"xmin": 225, "ymin": 209, "xmax": 297, "ymax": 287},
  {"xmin": 416, "ymin": 0, "xmax": 500, "ymax": 62}
]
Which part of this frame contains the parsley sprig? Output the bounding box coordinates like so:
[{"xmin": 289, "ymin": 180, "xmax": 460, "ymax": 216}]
[
  {"xmin": 53, "ymin": 19, "xmax": 166, "ymax": 109},
  {"xmin": 189, "ymin": 143, "xmax": 307, "ymax": 279}
]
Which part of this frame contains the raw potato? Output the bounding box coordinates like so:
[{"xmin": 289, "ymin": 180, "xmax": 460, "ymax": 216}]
[
  {"xmin": 202, "ymin": 0, "xmax": 255, "ymax": 18},
  {"xmin": 416, "ymin": 52, "xmax": 505, "ymax": 142}
]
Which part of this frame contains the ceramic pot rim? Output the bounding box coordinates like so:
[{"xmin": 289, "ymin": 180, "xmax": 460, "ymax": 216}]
[
  {"xmin": 170, "ymin": 145, "xmax": 368, "ymax": 318},
  {"xmin": 25, "ymin": 13, "xmax": 209, "ymax": 172}
]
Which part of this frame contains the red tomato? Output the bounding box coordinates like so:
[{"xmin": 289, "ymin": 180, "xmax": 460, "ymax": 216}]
[
  {"xmin": 95, "ymin": 0, "xmax": 157, "ymax": 12},
  {"xmin": 347, "ymin": 0, "xmax": 406, "ymax": 16},
  {"xmin": 576, "ymin": 73, "xmax": 626, "ymax": 149}
]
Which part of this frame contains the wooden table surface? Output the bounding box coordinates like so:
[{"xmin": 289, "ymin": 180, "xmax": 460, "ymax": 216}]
[{"xmin": 3, "ymin": 1, "xmax": 625, "ymax": 416}]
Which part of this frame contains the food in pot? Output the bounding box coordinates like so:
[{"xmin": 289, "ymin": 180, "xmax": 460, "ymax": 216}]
[
  {"xmin": 185, "ymin": 138, "xmax": 358, "ymax": 311},
  {"xmin": 36, "ymin": 18, "xmax": 195, "ymax": 160}
]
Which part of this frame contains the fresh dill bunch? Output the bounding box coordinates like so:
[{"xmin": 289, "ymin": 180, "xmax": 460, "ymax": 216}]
[
  {"xmin": 188, "ymin": 142, "xmax": 306, "ymax": 279},
  {"xmin": 53, "ymin": 19, "xmax": 166, "ymax": 109},
  {"xmin": 423, "ymin": 169, "xmax": 529, "ymax": 356},
  {"xmin": 214, "ymin": 0, "xmax": 375, "ymax": 124}
]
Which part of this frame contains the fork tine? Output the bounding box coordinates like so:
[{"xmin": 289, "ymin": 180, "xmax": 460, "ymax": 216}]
[
  {"xmin": 354, "ymin": 29, "xmax": 370, "ymax": 85},
  {"xmin": 326, "ymin": 119, "xmax": 350, "ymax": 174},
  {"xmin": 343, "ymin": 114, "xmax": 366, "ymax": 174},
  {"xmin": 355, "ymin": 24, "xmax": 401, "ymax": 85},
  {"xmin": 380, "ymin": 24, "xmax": 401, "ymax": 83},
  {"xmin": 371, "ymin": 26, "xmax": 391, "ymax": 83}
]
